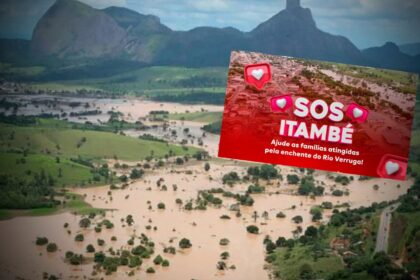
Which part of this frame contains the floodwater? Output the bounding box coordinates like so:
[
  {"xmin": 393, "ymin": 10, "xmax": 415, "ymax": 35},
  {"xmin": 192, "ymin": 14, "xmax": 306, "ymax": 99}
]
[
  {"xmin": 0, "ymin": 94, "xmax": 223, "ymax": 124},
  {"xmin": 0, "ymin": 160, "xmax": 412, "ymax": 280},
  {"xmin": 0, "ymin": 96, "xmax": 414, "ymax": 280}
]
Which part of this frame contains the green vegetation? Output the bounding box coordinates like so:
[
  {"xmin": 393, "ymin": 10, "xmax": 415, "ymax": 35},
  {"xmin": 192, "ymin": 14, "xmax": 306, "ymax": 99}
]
[
  {"xmin": 0, "ymin": 117, "xmax": 200, "ymax": 214},
  {"xmin": 219, "ymin": 238, "xmax": 230, "ymax": 246},
  {"xmin": 246, "ymin": 225, "xmax": 259, "ymax": 234},
  {"xmin": 75, "ymin": 234, "xmax": 84, "ymax": 242},
  {"xmin": 267, "ymin": 196, "xmax": 417, "ymax": 280},
  {"xmin": 270, "ymin": 245, "xmax": 343, "ymax": 280},
  {"xmin": 0, "ymin": 187, "xmax": 104, "ymax": 220},
  {"xmin": 286, "ymin": 174, "xmax": 299, "ymax": 184},
  {"xmin": 297, "ymin": 175, "xmax": 324, "ymax": 196},
  {"xmin": 222, "ymin": 172, "xmax": 240, "ymax": 185},
  {"xmin": 316, "ymin": 61, "xmax": 418, "ymax": 95},
  {"xmin": 46, "ymin": 243, "xmax": 58, "ymax": 253},
  {"xmin": 388, "ymin": 178, "xmax": 420, "ymax": 276},
  {"xmin": 0, "ymin": 152, "xmax": 93, "ymax": 187},
  {"xmin": 247, "ymin": 184, "xmax": 265, "ymax": 194},
  {"xmin": 0, "ymin": 122, "xmax": 199, "ymax": 162},
  {"xmin": 247, "ymin": 165, "xmax": 279, "ymax": 180},
  {"xmin": 179, "ymin": 238, "xmax": 192, "ymax": 249},
  {"xmin": 202, "ymin": 120, "xmax": 222, "ymax": 134},
  {"xmin": 27, "ymin": 66, "xmax": 227, "ymax": 104},
  {"xmin": 168, "ymin": 111, "xmax": 222, "ymax": 123},
  {"xmin": 36, "ymin": 237, "xmax": 49, "ymax": 246}
]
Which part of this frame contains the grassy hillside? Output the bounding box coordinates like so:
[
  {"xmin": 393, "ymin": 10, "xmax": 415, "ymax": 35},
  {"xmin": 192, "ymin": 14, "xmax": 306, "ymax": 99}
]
[
  {"xmin": 389, "ymin": 212, "xmax": 420, "ymax": 256},
  {"xmin": 0, "ymin": 123, "xmax": 198, "ymax": 161},
  {"xmin": 0, "ymin": 193, "xmax": 104, "ymax": 220},
  {"xmin": 26, "ymin": 66, "xmax": 228, "ymax": 104},
  {"xmin": 148, "ymin": 111, "xmax": 223, "ymax": 123},
  {"xmin": 266, "ymin": 203, "xmax": 409, "ymax": 280},
  {"xmin": 202, "ymin": 119, "xmax": 222, "ymax": 134},
  {"xmin": 0, "ymin": 118, "xmax": 201, "ymax": 216},
  {"xmin": 271, "ymin": 244, "xmax": 344, "ymax": 279},
  {"xmin": 169, "ymin": 111, "xmax": 222, "ymax": 123},
  {"xmin": 0, "ymin": 152, "xmax": 93, "ymax": 187}
]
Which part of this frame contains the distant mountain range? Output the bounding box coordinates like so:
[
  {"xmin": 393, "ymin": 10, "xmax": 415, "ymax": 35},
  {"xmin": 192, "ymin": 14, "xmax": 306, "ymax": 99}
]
[
  {"xmin": 1, "ymin": 0, "xmax": 420, "ymax": 74},
  {"xmin": 398, "ymin": 43, "xmax": 420, "ymax": 56}
]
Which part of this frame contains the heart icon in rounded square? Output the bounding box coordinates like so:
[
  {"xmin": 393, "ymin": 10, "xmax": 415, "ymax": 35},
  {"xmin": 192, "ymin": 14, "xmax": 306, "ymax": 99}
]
[
  {"xmin": 345, "ymin": 103, "xmax": 369, "ymax": 123},
  {"xmin": 244, "ymin": 63, "xmax": 272, "ymax": 90},
  {"xmin": 376, "ymin": 154, "xmax": 407, "ymax": 180},
  {"xmin": 270, "ymin": 95, "xmax": 293, "ymax": 112}
]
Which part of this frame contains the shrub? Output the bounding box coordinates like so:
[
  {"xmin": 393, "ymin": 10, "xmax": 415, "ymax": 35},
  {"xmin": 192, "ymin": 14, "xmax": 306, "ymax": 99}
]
[
  {"xmin": 86, "ymin": 244, "xmax": 95, "ymax": 253},
  {"xmin": 69, "ymin": 254, "xmax": 83, "ymax": 265},
  {"xmin": 75, "ymin": 234, "xmax": 84, "ymax": 242},
  {"xmin": 204, "ymin": 162, "xmax": 210, "ymax": 171},
  {"xmin": 162, "ymin": 259, "xmax": 170, "ymax": 267},
  {"xmin": 131, "ymin": 245, "xmax": 147, "ymax": 256},
  {"xmin": 175, "ymin": 157, "xmax": 184, "ymax": 165},
  {"xmin": 299, "ymin": 263, "xmax": 315, "ymax": 279},
  {"xmin": 179, "ymin": 238, "xmax": 192, "ymax": 249},
  {"xmin": 157, "ymin": 202, "xmax": 165, "ymax": 209},
  {"xmin": 247, "ymin": 184, "xmax": 265, "ymax": 194},
  {"xmin": 36, "ymin": 237, "xmax": 49, "ymax": 246},
  {"xmin": 304, "ymin": 226, "xmax": 318, "ymax": 238},
  {"xmin": 246, "ymin": 225, "xmax": 259, "ymax": 234},
  {"xmin": 65, "ymin": 251, "xmax": 74, "ymax": 259},
  {"xmin": 153, "ymin": 254, "xmax": 163, "ymax": 265},
  {"xmin": 146, "ymin": 267, "xmax": 155, "ymax": 273},
  {"xmin": 335, "ymin": 175, "xmax": 350, "ymax": 186},
  {"xmin": 298, "ymin": 176, "xmax": 315, "ymax": 195},
  {"xmin": 128, "ymin": 256, "xmax": 142, "ymax": 268},
  {"xmin": 79, "ymin": 218, "xmax": 90, "ymax": 228},
  {"xmin": 163, "ymin": 246, "xmax": 176, "ymax": 254},
  {"xmin": 46, "ymin": 243, "xmax": 58, "ymax": 252},
  {"xmin": 276, "ymin": 211, "xmax": 286, "ymax": 218},
  {"xmin": 126, "ymin": 214, "xmax": 134, "ymax": 226},
  {"xmin": 219, "ymin": 238, "xmax": 230, "ymax": 246},
  {"xmin": 321, "ymin": 201, "xmax": 333, "ymax": 209},
  {"xmin": 221, "ymin": 251, "xmax": 230, "ymax": 260},
  {"xmin": 259, "ymin": 164, "xmax": 278, "ymax": 179},
  {"xmin": 94, "ymin": 251, "xmax": 105, "ymax": 263},
  {"xmin": 292, "ymin": 215, "xmax": 303, "ymax": 224},
  {"xmin": 130, "ymin": 168, "xmax": 144, "ymax": 179},
  {"xmin": 287, "ymin": 174, "xmax": 300, "ymax": 184},
  {"xmin": 222, "ymin": 172, "xmax": 240, "ymax": 184}
]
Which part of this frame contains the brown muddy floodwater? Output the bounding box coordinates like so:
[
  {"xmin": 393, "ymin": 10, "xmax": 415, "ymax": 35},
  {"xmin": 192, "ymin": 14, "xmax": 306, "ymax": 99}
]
[
  {"xmin": 0, "ymin": 160, "xmax": 412, "ymax": 280},
  {"xmin": 0, "ymin": 96, "xmax": 414, "ymax": 279}
]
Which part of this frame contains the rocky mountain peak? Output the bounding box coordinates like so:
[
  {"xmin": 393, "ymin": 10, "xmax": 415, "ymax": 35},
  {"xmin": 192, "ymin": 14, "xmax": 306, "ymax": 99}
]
[{"xmin": 286, "ymin": 0, "xmax": 301, "ymax": 10}]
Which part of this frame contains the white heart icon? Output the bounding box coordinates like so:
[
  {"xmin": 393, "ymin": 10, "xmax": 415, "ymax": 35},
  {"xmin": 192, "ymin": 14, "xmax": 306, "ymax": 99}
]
[
  {"xmin": 251, "ymin": 69, "xmax": 264, "ymax": 80},
  {"xmin": 385, "ymin": 161, "xmax": 400, "ymax": 175},
  {"xmin": 353, "ymin": 108, "xmax": 363, "ymax": 118},
  {"xmin": 276, "ymin": 98, "xmax": 287, "ymax": 109}
]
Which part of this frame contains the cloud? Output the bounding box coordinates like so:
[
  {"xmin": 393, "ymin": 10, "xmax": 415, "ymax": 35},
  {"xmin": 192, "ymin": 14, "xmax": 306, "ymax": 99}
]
[
  {"xmin": 79, "ymin": 0, "xmax": 128, "ymax": 9},
  {"xmin": 0, "ymin": 0, "xmax": 54, "ymax": 39},
  {"xmin": 0, "ymin": 0, "xmax": 419, "ymax": 48}
]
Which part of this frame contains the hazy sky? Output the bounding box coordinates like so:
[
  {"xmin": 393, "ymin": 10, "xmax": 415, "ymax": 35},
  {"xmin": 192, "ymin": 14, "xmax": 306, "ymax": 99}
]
[{"xmin": 0, "ymin": 0, "xmax": 419, "ymax": 49}]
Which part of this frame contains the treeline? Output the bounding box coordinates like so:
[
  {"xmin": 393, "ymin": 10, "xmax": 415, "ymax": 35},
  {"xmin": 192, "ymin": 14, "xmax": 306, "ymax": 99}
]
[
  {"xmin": 150, "ymin": 92, "xmax": 225, "ymax": 105},
  {"xmin": 173, "ymin": 76, "xmax": 225, "ymax": 88},
  {"xmin": 0, "ymin": 172, "xmax": 56, "ymax": 209},
  {"xmin": 202, "ymin": 120, "xmax": 221, "ymax": 134}
]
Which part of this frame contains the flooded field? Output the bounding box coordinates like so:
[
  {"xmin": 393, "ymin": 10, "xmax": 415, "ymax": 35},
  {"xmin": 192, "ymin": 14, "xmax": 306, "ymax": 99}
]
[
  {"xmin": 0, "ymin": 95, "xmax": 413, "ymax": 280},
  {"xmin": 0, "ymin": 94, "xmax": 223, "ymax": 124}
]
